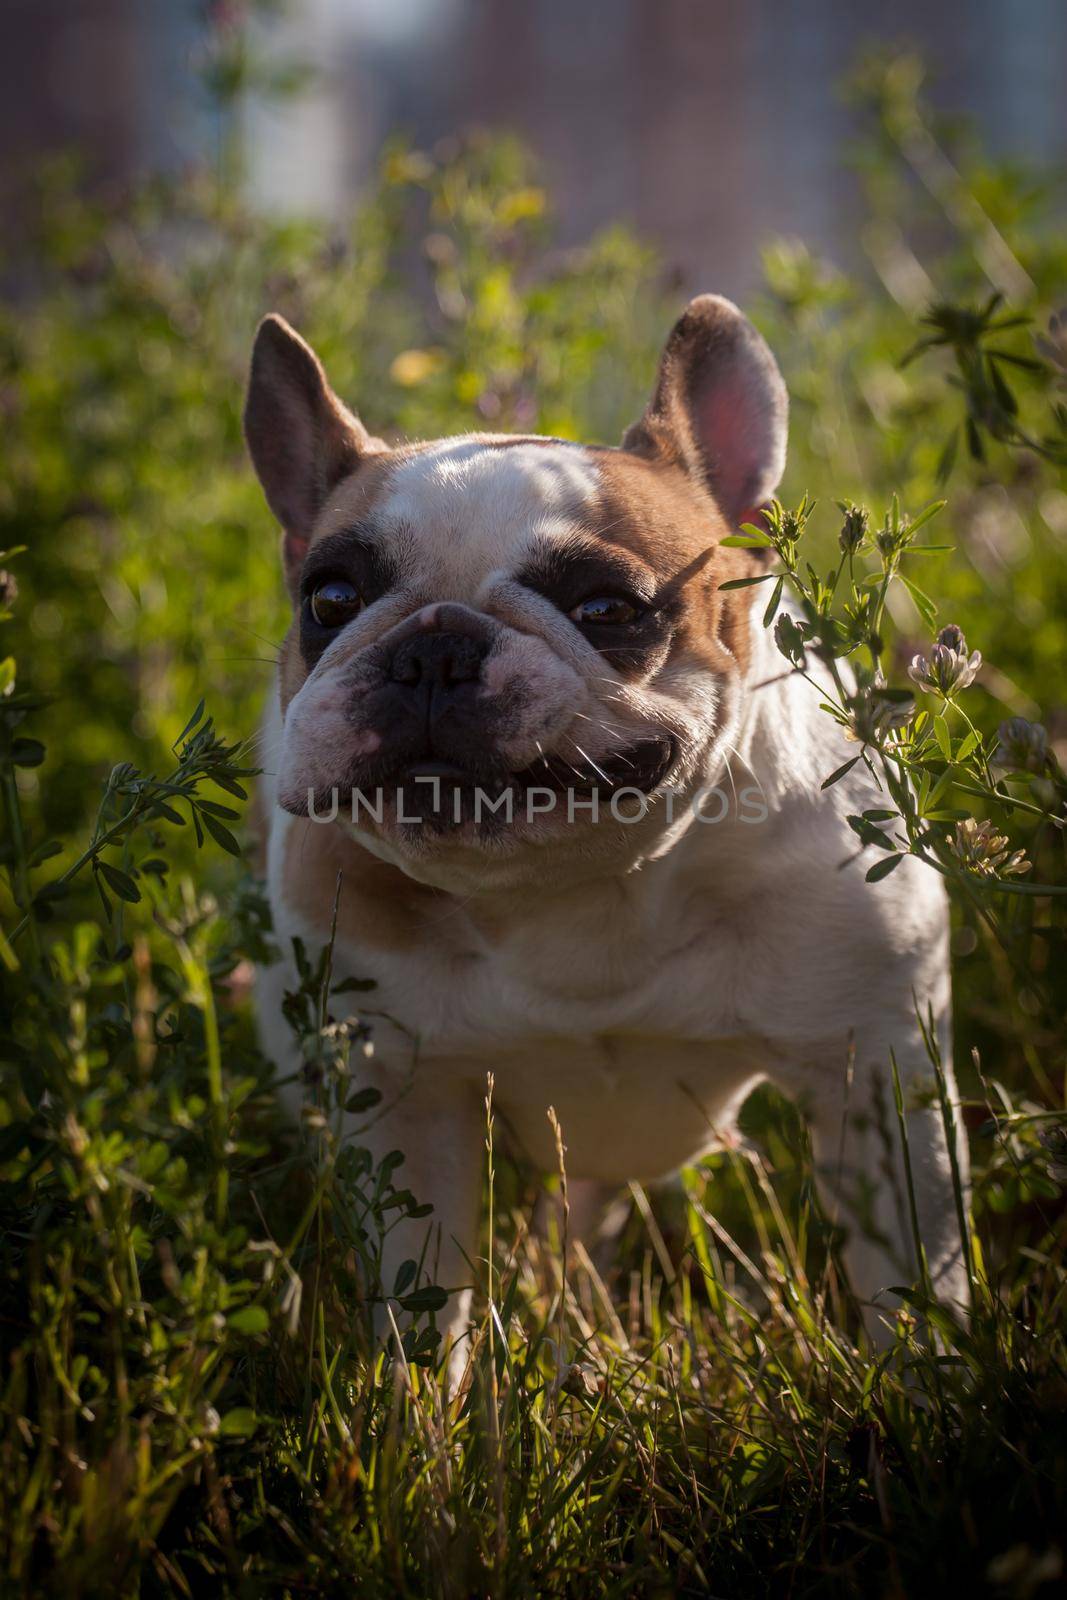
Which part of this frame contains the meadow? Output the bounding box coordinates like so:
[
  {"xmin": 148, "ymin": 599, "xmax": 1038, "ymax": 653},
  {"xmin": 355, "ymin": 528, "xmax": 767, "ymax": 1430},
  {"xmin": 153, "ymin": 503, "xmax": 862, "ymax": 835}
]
[{"xmin": 1, "ymin": 57, "xmax": 1066, "ymax": 1597}]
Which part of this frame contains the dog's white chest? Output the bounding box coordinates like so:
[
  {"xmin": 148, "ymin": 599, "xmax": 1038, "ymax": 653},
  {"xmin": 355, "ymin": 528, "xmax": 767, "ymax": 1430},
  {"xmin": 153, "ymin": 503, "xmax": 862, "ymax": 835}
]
[{"xmin": 315, "ymin": 886, "xmax": 772, "ymax": 1179}]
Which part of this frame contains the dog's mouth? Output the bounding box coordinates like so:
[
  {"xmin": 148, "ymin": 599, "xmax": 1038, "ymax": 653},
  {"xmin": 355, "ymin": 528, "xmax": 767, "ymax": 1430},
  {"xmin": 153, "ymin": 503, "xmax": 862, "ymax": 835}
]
[
  {"xmin": 286, "ymin": 735, "xmax": 678, "ymax": 828},
  {"xmin": 507, "ymin": 735, "xmax": 677, "ymax": 798},
  {"xmin": 390, "ymin": 736, "xmax": 677, "ymax": 825},
  {"xmin": 286, "ymin": 732, "xmax": 675, "ymax": 819}
]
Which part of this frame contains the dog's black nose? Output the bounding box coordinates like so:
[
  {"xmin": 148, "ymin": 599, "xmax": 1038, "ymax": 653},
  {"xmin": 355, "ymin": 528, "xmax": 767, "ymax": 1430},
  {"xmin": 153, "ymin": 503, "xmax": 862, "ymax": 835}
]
[{"xmin": 389, "ymin": 631, "xmax": 488, "ymax": 690}]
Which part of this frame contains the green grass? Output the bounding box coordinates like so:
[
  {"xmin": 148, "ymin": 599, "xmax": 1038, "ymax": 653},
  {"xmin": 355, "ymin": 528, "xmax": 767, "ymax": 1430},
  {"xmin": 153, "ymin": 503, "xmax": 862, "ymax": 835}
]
[{"xmin": 1, "ymin": 54, "xmax": 1066, "ymax": 1598}]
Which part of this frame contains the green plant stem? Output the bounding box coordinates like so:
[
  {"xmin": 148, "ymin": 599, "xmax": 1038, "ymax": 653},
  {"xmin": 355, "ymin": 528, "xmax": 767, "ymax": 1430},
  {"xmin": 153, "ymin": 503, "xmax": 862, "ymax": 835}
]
[
  {"xmin": 1, "ymin": 764, "xmax": 41, "ymax": 966},
  {"xmin": 8, "ymin": 792, "xmax": 144, "ymax": 947}
]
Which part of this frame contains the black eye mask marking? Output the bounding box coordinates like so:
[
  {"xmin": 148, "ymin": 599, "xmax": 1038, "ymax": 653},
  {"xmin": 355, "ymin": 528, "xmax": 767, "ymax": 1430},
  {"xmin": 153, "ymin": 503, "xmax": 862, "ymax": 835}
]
[
  {"xmin": 298, "ymin": 527, "xmax": 400, "ymax": 668},
  {"xmin": 515, "ymin": 543, "xmax": 679, "ymax": 674}
]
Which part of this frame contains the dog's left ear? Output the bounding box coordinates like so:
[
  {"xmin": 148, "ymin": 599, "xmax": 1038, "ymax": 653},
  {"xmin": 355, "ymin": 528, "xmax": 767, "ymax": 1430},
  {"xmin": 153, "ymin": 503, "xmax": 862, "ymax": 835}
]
[
  {"xmin": 623, "ymin": 294, "xmax": 788, "ymax": 527},
  {"xmin": 244, "ymin": 314, "xmax": 383, "ymax": 585}
]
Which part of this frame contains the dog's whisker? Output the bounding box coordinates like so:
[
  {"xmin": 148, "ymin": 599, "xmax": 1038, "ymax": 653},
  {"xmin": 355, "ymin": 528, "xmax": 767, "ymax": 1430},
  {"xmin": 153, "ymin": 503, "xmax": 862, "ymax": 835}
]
[
  {"xmin": 231, "ymin": 621, "xmax": 288, "ymax": 652},
  {"xmin": 564, "ymin": 730, "xmax": 640, "ymax": 776},
  {"xmin": 567, "ymin": 713, "xmax": 632, "ymax": 745},
  {"xmin": 210, "ymin": 655, "xmax": 283, "ymax": 669},
  {"xmin": 563, "ymin": 737, "xmax": 614, "ymax": 786},
  {"xmin": 721, "ymin": 749, "xmax": 739, "ymax": 808},
  {"xmin": 722, "ymin": 739, "xmax": 766, "ymax": 800},
  {"xmin": 569, "ymin": 709, "xmax": 629, "ymax": 734}
]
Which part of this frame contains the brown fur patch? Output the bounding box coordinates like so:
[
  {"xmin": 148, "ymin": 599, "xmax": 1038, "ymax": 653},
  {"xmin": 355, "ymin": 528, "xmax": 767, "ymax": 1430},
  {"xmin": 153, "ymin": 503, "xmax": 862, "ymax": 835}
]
[
  {"xmin": 308, "ymin": 448, "xmax": 410, "ymax": 550},
  {"xmin": 585, "ymin": 447, "xmax": 763, "ymax": 677}
]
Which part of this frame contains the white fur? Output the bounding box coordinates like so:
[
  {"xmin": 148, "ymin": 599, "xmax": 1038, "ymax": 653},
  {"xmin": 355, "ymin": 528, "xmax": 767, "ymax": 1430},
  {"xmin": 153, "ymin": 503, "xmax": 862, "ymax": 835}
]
[{"xmin": 367, "ymin": 437, "xmax": 602, "ymax": 592}]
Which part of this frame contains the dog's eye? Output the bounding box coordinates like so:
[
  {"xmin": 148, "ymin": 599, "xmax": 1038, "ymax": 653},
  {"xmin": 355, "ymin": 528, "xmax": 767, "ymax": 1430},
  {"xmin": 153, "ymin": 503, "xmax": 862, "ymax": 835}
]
[
  {"xmin": 310, "ymin": 578, "xmax": 362, "ymax": 629},
  {"xmin": 568, "ymin": 595, "xmax": 641, "ymax": 627}
]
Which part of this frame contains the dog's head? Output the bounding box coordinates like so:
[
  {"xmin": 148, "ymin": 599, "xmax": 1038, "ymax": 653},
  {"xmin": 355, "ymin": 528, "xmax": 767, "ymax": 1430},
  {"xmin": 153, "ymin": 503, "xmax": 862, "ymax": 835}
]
[{"xmin": 245, "ymin": 295, "xmax": 787, "ymax": 888}]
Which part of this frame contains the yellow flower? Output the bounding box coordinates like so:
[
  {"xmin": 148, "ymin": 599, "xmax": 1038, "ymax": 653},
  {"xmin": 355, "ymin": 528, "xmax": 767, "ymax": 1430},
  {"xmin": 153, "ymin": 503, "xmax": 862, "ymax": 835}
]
[
  {"xmin": 497, "ymin": 187, "xmax": 547, "ymax": 226},
  {"xmin": 389, "ymin": 348, "xmax": 446, "ymax": 388}
]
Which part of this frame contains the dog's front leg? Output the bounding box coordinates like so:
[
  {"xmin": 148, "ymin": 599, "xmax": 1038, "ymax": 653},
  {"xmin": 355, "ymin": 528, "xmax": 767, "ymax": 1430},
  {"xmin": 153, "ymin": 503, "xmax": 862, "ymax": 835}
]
[
  {"xmin": 355, "ymin": 1070, "xmax": 485, "ymax": 1376},
  {"xmin": 799, "ymin": 1027, "xmax": 971, "ymax": 1346}
]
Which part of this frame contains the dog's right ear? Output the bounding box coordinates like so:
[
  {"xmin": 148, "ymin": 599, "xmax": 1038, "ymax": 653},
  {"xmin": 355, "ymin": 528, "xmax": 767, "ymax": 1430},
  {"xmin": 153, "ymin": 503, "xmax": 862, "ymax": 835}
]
[{"xmin": 243, "ymin": 315, "xmax": 381, "ymax": 585}]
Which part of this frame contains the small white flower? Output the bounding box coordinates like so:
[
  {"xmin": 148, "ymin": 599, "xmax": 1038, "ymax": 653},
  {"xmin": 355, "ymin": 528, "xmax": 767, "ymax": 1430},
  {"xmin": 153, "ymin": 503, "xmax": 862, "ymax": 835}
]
[
  {"xmin": 953, "ymin": 817, "xmax": 1030, "ymax": 878},
  {"xmin": 908, "ymin": 624, "xmax": 982, "ymax": 697}
]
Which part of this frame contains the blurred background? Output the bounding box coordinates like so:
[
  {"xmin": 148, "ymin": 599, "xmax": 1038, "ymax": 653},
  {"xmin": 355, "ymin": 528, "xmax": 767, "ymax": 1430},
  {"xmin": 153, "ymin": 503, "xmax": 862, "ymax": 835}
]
[{"xmin": 5, "ymin": 0, "xmax": 1066, "ymax": 296}]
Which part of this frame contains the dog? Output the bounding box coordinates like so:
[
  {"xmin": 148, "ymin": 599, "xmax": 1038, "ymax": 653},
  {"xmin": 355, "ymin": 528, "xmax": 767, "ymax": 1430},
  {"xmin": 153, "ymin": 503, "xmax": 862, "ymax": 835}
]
[{"xmin": 244, "ymin": 294, "xmax": 969, "ymax": 1362}]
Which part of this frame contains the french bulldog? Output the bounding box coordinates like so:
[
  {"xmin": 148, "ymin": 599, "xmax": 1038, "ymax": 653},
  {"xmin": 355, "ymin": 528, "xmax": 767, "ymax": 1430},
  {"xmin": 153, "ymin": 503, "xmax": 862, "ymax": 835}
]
[{"xmin": 244, "ymin": 295, "xmax": 969, "ymax": 1363}]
